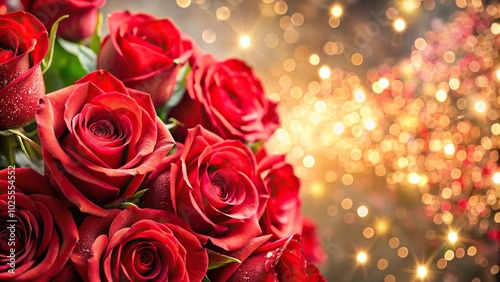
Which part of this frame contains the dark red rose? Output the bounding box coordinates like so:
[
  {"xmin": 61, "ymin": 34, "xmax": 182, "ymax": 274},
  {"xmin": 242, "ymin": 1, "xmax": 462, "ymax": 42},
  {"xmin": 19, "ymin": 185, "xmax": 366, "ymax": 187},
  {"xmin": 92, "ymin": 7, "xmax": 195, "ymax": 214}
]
[
  {"xmin": 0, "ymin": 168, "xmax": 78, "ymax": 281},
  {"xmin": 257, "ymin": 148, "xmax": 303, "ymax": 241},
  {"xmin": 21, "ymin": 0, "xmax": 105, "ymax": 42},
  {"xmin": 143, "ymin": 125, "xmax": 268, "ymax": 251},
  {"xmin": 36, "ymin": 70, "xmax": 174, "ymax": 216},
  {"xmin": 210, "ymin": 234, "xmax": 326, "ymax": 282},
  {"xmin": 168, "ymin": 54, "xmax": 280, "ymax": 143},
  {"xmin": 98, "ymin": 11, "xmax": 191, "ymax": 108},
  {"xmin": 0, "ymin": 11, "xmax": 48, "ymax": 129},
  {"xmin": 301, "ymin": 218, "xmax": 328, "ymax": 264},
  {"xmin": 71, "ymin": 206, "xmax": 208, "ymax": 281}
]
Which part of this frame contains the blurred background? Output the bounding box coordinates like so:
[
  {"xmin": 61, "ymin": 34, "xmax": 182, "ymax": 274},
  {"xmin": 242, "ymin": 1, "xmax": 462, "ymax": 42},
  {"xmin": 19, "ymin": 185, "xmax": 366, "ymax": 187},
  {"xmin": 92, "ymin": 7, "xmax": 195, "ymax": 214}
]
[{"xmin": 103, "ymin": 1, "xmax": 499, "ymax": 281}]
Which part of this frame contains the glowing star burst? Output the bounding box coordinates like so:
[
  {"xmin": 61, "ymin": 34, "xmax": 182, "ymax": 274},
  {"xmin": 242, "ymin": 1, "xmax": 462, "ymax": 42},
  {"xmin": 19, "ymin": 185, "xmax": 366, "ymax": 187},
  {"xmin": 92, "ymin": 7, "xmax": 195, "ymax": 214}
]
[
  {"xmin": 474, "ymin": 100, "xmax": 486, "ymax": 113},
  {"xmin": 448, "ymin": 231, "xmax": 458, "ymax": 243},
  {"xmin": 239, "ymin": 36, "xmax": 251, "ymax": 48},
  {"xmin": 331, "ymin": 5, "xmax": 343, "ymax": 18},
  {"xmin": 492, "ymin": 172, "xmax": 500, "ymax": 184},
  {"xmin": 417, "ymin": 265, "xmax": 428, "ymax": 279},
  {"xmin": 356, "ymin": 252, "xmax": 368, "ymax": 264},
  {"xmin": 393, "ymin": 18, "xmax": 406, "ymax": 32}
]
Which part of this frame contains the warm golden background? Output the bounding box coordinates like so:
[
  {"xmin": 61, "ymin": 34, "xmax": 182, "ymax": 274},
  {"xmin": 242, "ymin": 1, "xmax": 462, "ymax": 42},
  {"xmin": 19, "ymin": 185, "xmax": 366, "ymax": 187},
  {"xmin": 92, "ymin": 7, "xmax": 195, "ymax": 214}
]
[{"xmin": 103, "ymin": 1, "xmax": 499, "ymax": 281}]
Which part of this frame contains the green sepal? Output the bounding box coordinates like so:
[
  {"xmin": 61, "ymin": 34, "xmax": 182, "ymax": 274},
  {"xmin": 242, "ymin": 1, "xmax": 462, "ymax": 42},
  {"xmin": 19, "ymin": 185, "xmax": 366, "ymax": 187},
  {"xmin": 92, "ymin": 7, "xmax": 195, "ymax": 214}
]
[
  {"xmin": 104, "ymin": 188, "xmax": 149, "ymax": 209},
  {"xmin": 207, "ymin": 249, "xmax": 241, "ymax": 270},
  {"xmin": 42, "ymin": 15, "xmax": 69, "ymax": 74}
]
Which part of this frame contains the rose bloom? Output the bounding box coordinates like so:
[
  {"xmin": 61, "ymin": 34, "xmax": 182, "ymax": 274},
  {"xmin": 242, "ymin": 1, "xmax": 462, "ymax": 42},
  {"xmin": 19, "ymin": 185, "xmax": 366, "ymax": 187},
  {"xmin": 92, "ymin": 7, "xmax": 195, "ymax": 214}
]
[
  {"xmin": 168, "ymin": 54, "xmax": 280, "ymax": 143},
  {"xmin": 36, "ymin": 70, "xmax": 174, "ymax": 216},
  {"xmin": 0, "ymin": 168, "xmax": 78, "ymax": 281},
  {"xmin": 257, "ymin": 148, "xmax": 303, "ymax": 241},
  {"xmin": 0, "ymin": 11, "xmax": 48, "ymax": 129},
  {"xmin": 143, "ymin": 125, "xmax": 268, "ymax": 251},
  {"xmin": 21, "ymin": 0, "xmax": 105, "ymax": 42},
  {"xmin": 69, "ymin": 206, "xmax": 208, "ymax": 281},
  {"xmin": 98, "ymin": 11, "xmax": 191, "ymax": 108},
  {"xmin": 209, "ymin": 234, "xmax": 326, "ymax": 282}
]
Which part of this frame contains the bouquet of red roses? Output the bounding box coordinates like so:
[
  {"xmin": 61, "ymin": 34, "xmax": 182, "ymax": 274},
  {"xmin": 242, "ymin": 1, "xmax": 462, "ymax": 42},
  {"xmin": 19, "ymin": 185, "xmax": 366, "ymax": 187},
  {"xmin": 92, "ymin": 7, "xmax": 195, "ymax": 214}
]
[{"xmin": 0, "ymin": 1, "xmax": 327, "ymax": 281}]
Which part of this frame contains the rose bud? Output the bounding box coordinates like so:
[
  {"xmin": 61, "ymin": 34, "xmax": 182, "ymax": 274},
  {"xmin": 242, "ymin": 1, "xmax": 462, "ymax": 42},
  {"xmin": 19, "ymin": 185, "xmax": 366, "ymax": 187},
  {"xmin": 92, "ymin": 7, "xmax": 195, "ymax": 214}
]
[
  {"xmin": 0, "ymin": 11, "xmax": 48, "ymax": 129},
  {"xmin": 21, "ymin": 0, "xmax": 105, "ymax": 42},
  {"xmin": 257, "ymin": 148, "xmax": 303, "ymax": 241},
  {"xmin": 168, "ymin": 54, "xmax": 280, "ymax": 143},
  {"xmin": 0, "ymin": 168, "xmax": 78, "ymax": 281},
  {"xmin": 143, "ymin": 125, "xmax": 269, "ymax": 251},
  {"xmin": 98, "ymin": 11, "xmax": 192, "ymax": 108},
  {"xmin": 70, "ymin": 206, "xmax": 208, "ymax": 281},
  {"xmin": 36, "ymin": 70, "xmax": 174, "ymax": 216}
]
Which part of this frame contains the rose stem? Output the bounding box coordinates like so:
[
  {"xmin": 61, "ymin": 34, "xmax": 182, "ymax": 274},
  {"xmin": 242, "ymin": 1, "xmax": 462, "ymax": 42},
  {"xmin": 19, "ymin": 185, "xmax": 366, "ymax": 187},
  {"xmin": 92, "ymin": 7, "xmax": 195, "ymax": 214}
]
[{"xmin": 0, "ymin": 134, "xmax": 16, "ymax": 166}]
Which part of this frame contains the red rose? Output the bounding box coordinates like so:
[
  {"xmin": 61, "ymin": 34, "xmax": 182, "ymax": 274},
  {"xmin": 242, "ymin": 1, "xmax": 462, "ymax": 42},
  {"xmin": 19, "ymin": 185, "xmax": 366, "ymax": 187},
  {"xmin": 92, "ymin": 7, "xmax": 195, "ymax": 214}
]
[
  {"xmin": 257, "ymin": 148, "xmax": 303, "ymax": 240},
  {"xmin": 21, "ymin": 0, "xmax": 105, "ymax": 42},
  {"xmin": 71, "ymin": 206, "xmax": 208, "ymax": 281},
  {"xmin": 169, "ymin": 54, "xmax": 280, "ymax": 143},
  {"xmin": 209, "ymin": 235, "xmax": 326, "ymax": 282},
  {"xmin": 301, "ymin": 218, "xmax": 328, "ymax": 264},
  {"xmin": 144, "ymin": 125, "xmax": 268, "ymax": 251},
  {"xmin": 36, "ymin": 70, "xmax": 174, "ymax": 216},
  {"xmin": 98, "ymin": 11, "xmax": 191, "ymax": 108},
  {"xmin": 0, "ymin": 11, "xmax": 48, "ymax": 129},
  {"xmin": 0, "ymin": 168, "xmax": 78, "ymax": 281}
]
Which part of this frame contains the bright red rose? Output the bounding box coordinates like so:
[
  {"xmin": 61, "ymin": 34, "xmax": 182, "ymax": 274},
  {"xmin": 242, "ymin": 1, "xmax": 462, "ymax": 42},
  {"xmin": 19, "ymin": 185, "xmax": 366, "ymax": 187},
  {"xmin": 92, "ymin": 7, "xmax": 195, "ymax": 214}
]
[
  {"xmin": 0, "ymin": 168, "xmax": 78, "ymax": 281},
  {"xmin": 98, "ymin": 11, "xmax": 191, "ymax": 108},
  {"xmin": 168, "ymin": 54, "xmax": 280, "ymax": 143},
  {"xmin": 21, "ymin": 0, "xmax": 105, "ymax": 42},
  {"xmin": 210, "ymin": 234, "xmax": 326, "ymax": 282},
  {"xmin": 257, "ymin": 148, "xmax": 303, "ymax": 241},
  {"xmin": 0, "ymin": 11, "xmax": 48, "ymax": 129},
  {"xmin": 143, "ymin": 125, "xmax": 268, "ymax": 251},
  {"xmin": 301, "ymin": 218, "xmax": 328, "ymax": 264},
  {"xmin": 71, "ymin": 206, "xmax": 208, "ymax": 282},
  {"xmin": 36, "ymin": 70, "xmax": 174, "ymax": 216}
]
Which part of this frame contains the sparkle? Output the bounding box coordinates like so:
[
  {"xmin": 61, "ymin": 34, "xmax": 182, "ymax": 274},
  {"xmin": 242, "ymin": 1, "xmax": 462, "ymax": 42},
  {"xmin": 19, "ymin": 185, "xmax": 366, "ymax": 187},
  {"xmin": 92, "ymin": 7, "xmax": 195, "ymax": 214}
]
[
  {"xmin": 357, "ymin": 206, "xmax": 369, "ymax": 217},
  {"xmin": 492, "ymin": 172, "xmax": 500, "ymax": 184},
  {"xmin": 331, "ymin": 5, "xmax": 343, "ymax": 18},
  {"xmin": 356, "ymin": 251, "xmax": 368, "ymax": 263},
  {"xmin": 448, "ymin": 231, "xmax": 458, "ymax": 243},
  {"xmin": 474, "ymin": 100, "xmax": 486, "ymax": 113},
  {"xmin": 239, "ymin": 36, "xmax": 251, "ymax": 48},
  {"xmin": 394, "ymin": 18, "xmax": 406, "ymax": 32},
  {"xmin": 417, "ymin": 265, "xmax": 428, "ymax": 278},
  {"xmin": 319, "ymin": 65, "xmax": 331, "ymax": 79}
]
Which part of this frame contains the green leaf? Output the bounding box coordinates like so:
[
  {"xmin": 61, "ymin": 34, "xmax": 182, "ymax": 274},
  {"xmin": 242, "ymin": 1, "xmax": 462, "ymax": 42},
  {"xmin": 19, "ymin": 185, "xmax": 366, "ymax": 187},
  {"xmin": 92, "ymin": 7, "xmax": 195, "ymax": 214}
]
[
  {"xmin": 246, "ymin": 141, "xmax": 264, "ymax": 154},
  {"xmin": 43, "ymin": 38, "xmax": 95, "ymax": 90},
  {"xmin": 203, "ymin": 276, "xmax": 212, "ymax": 282},
  {"xmin": 89, "ymin": 13, "xmax": 103, "ymax": 54},
  {"xmin": 162, "ymin": 63, "xmax": 191, "ymax": 117},
  {"xmin": 42, "ymin": 15, "xmax": 69, "ymax": 74},
  {"xmin": 43, "ymin": 67, "xmax": 65, "ymax": 93},
  {"xmin": 57, "ymin": 37, "xmax": 97, "ymax": 73},
  {"xmin": 207, "ymin": 249, "xmax": 241, "ymax": 270}
]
